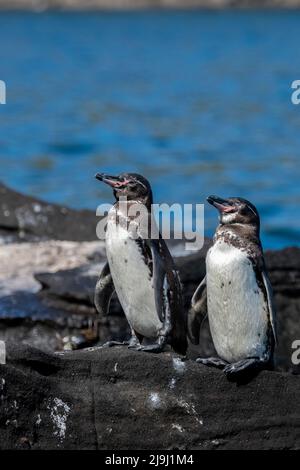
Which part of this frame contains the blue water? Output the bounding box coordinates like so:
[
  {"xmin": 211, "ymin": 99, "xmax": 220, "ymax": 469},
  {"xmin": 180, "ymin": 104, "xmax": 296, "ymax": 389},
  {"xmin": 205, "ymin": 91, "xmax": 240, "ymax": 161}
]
[{"xmin": 0, "ymin": 11, "xmax": 299, "ymax": 249}]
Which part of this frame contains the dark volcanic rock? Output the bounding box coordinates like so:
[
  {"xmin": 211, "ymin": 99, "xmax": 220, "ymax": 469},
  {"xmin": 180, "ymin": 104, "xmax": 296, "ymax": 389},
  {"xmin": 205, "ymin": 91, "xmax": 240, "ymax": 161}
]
[
  {"xmin": 34, "ymin": 264, "xmax": 129, "ymax": 344},
  {"xmin": 0, "ymin": 292, "xmax": 98, "ymax": 352},
  {"xmin": 0, "ymin": 183, "xmax": 98, "ymax": 242},
  {"xmin": 0, "ymin": 343, "xmax": 299, "ymax": 450},
  {"xmin": 265, "ymin": 247, "xmax": 300, "ymax": 371},
  {"xmin": 35, "ymin": 264, "xmax": 125, "ymax": 316},
  {"xmin": 0, "ymin": 291, "xmax": 91, "ymax": 325},
  {"xmin": 35, "ymin": 265, "xmax": 97, "ymax": 305}
]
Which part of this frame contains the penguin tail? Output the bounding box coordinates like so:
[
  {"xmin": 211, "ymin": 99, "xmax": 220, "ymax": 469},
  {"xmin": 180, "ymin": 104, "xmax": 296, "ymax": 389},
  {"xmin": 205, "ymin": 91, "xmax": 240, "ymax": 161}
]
[
  {"xmin": 187, "ymin": 306, "xmax": 201, "ymax": 345},
  {"xmin": 171, "ymin": 334, "xmax": 188, "ymax": 356},
  {"xmin": 170, "ymin": 310, "xmax": 188, "ymax": 356}
]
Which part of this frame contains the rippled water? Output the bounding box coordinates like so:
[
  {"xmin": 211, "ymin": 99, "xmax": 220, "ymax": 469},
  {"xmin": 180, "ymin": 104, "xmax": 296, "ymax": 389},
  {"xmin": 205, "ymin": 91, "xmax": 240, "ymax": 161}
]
[{"xmin": 0, "ymin": 11, "xmax": 299, "ymax": 248}]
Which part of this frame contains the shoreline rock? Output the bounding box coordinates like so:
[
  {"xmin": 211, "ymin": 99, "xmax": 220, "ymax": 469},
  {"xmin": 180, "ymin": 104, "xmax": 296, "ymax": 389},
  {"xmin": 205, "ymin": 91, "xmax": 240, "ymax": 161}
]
[
  {"xmin": 0, "ymin": 343, "xmax": 300, "ymax": 450},
  {"xmin": 0, "ymin": 183, "xmax": 98, "ymax": 243}
]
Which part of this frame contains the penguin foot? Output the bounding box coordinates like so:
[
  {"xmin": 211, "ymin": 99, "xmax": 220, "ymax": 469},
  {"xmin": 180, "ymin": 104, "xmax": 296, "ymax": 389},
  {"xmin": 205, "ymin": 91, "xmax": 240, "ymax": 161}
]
[
  {"xmin": 137, "ymin": 343, "xmax": 165, "ymax": 353},
  {"xmin": 196, "ymin": 357, "xmax": 228, "ymax": 369},
  {"xmin": 127, "ymin": 338, "xmax": 141, "ymax": 350},
  {"xmin": 102, "ymin": 340, "xmax": 129, "ymax": 348},
  {"xmin": 223, "ymin": 357, "xmax": 261, "ymax": 377}
]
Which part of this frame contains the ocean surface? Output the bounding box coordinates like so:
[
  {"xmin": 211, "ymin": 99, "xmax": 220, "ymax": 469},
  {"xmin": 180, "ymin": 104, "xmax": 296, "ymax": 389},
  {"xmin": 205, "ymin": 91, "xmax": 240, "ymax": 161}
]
[{"xmin": 0, "ymin": 10, "xmax": 299, "ymax": 249}]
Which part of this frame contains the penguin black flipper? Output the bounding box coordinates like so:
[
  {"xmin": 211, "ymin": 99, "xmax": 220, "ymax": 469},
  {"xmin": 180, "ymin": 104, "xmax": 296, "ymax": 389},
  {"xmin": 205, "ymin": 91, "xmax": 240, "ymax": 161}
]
[
  {"xmin": 159, "ymin": 238, "xmax": 187, "ymax": 356},
  {"xmin": 135, "ymin": 235, "xmax": 187, "ymax": 356},
  {"xmin": 188, "ymin": 276, "xmax": 207, "ymax": 345},
  {"xmin": 251, "ymin": 254, "xmax": 277, "ymax": 350},
  {"xmin": 262, "ymin": 269, "xmax": 278, "ymax": 345},
  {"xmin": 94, "ymin": 262, "xmax": 115, "ymax": 317}
]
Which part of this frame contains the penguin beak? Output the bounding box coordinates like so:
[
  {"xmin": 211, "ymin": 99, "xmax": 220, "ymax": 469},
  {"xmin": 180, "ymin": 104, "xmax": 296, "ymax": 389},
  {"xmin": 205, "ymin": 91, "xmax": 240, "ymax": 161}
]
[
  {"xmin": 95, "ymin": 173, "xmax": 125, "ymax": 188},
  {"xmin": 207, "ymin": 195, "xmax": 236, "ymax": 213}
]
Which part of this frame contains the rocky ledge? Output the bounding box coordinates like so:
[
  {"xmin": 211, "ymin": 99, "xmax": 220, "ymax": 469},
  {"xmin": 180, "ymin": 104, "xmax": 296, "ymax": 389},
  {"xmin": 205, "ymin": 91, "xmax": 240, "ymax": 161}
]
[
  {"xmin": 0, "ymin": 183, "xmax": 97, "ymax": 243},
  {"xmin": 1, "ymin": 343, "xmax": 300, "ymax": 450}
]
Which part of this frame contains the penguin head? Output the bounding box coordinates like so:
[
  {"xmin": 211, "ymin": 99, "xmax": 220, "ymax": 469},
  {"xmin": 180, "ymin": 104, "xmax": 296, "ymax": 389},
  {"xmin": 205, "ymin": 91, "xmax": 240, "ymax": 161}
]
[
  {"xmin": 95, "ymin": 172, "xmax": 153, "ymax": 206},
  {"xmin": 207, "ymin": 195, "xmax": 260, "ymax": 228}
]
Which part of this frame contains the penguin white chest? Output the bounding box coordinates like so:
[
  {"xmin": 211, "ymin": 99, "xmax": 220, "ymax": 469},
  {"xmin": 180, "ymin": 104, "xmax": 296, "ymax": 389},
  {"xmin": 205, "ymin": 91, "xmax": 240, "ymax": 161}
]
[
  {"xmin": 105, "ymin": 220, "xmax": 162, "ymax": 339},
  {"xmin": 206, "ymin": 240, "xmax": 268, "ymax": 363}
]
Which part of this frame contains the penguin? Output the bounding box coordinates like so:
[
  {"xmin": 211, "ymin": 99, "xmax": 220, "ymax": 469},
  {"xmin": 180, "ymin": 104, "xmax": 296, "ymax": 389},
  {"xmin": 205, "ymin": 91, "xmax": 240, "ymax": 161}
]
[
  {"xmin": 188, "ymin": 195, "xmax": 277, "ymax": 377},
  {"xmin": 94, "ymin": 172, "xmax": 187, "ymax": 355}
]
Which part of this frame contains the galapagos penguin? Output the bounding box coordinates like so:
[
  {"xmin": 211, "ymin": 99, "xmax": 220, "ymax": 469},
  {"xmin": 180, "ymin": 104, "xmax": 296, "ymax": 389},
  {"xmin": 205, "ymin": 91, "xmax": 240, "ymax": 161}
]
[
  {"xmin": 188, "ymin": 195, "xmax": 277, "ymax": 377},
  {"xmin": 94, "ymin": 172, "xmax": 187, "ymax": 355}
]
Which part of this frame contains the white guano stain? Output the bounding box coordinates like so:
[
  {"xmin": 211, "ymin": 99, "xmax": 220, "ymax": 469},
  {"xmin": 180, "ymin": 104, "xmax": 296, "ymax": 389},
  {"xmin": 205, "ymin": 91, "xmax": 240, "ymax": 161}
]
[
  {"xmin": 212, "ymin": 439, "xmax": 220, "ymax": 446},
  {"xmin": 168, "ymin": 357, "xmax": 186, "ymax": 391},
  {"xmin": 0, "ymin": 378, "xmax": 5, "ymax": 401},
  {"xmin": 36, "ymin": 414, "xmax": 42, "ymax": 426},
  {"xmin": 178, "ymin": 399, "xmax": 203, "ymax": 426},
  {"xmin": 148, "ymin": 392, "xmax": 161, "ymax": 410},
  {"xmin": 172, "ymin": 357, "xmax": 186, "ymax": 373},
  {"xmin": 47, "ymin": 398, "xmax": 71, "ymax": 442},
  {"xmin": 168, "ymin": 377, "xmax": 177, "ymax": 390},
  {"xmin": 172, "ymin": 423, "xmax": 184, "ymax": 433},
  {"xmin": 35, "ymin": 414, "xmax": 42, "ymax": 426},
  {"xmin": 33, "ymin": 203, "xmax": 42, "ymax": 213}
]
